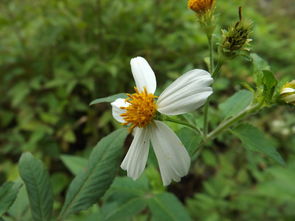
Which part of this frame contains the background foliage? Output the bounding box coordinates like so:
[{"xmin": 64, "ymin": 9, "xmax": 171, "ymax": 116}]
[{"xmin": 0, "ymin": 0, "xmax": 294, "ymax": 220}]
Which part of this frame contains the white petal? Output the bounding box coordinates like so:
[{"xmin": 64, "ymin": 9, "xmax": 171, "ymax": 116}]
[
  {"xmin": 150, "ymin": 120, "xmax": 190, "ymax": 186},
  {"xmin": 130, "ymin": 57, "xmax": 157, "ymax": 93},
  {"xmin": 281, "ymin": 88, "xmax": 295, "ymax": 94},
  {"xmin": 121, "ymin": 127, "xmax": 151, "ymax": 180},
  {"xmin": 157, "ymin": 69, "xmax": 213, "ymax": 115},
  {"xmin": 111, "ymin": 98, "xmax": 129, "ymax": 123},
  {"xmin": 284, "ymin": 94, "xmax": 295, "ymax": 103}
]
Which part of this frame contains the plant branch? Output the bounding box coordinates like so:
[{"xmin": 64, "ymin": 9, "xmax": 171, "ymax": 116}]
[{"xmin": 192, "ymin": 103, "xmax": 261, "ymax": 161}]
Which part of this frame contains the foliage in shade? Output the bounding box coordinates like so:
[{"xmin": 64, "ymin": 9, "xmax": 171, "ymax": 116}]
[
  {"xmin": 232, "ymin": 124, "xmax": 284, "ymax": 165},
  {"xmin": 18, "ymin": 152, "xmax": 54, "ymax": 221},
  {"xmin": 59, "ymin": 128, "xmax": 128, "ymax": 219},
  {"xmin": 0, "ymin": 182, "xmax": 22, "ymax": 216}
]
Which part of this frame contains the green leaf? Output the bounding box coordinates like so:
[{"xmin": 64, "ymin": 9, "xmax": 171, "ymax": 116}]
[
  {"xmin": 101, "ymin": 176, "xmax": 149, "ymax": 221},
  {"xmin": 59, "ymin": 128, "xmax": 128, "ymax": 219},
  {"xmin": 255, "ymin": 163, "xmax": 295, "ymax": 202},
  {"xmin": 219, "ymin": 90, "xmax": 253, "ymax": 119},
  {"xmin": 90, "ymin": 93, "xmax": 127, "ymax": 105},
  {"xmin": 0, "ymin": 182, "xmax": 22, "ymax": 216},
  {"xmin": 250, "ymin": 54, "xmax": 278, "ymax": 104},
  {"xmin": 250, "ymin": 53, "xmax": 270, "ymax": 84},
  {"xmin": 7, "ymin": 185, "xmax": 30, "ymax": 220},
  {"xmin": 18, "ymin": 152, "xmax": 54, "ymax": 221},
  {"xmin": 105, "ymin": 176, "xmax": 149, "ymax": 198},
  {"xmin": 60, "ymin": 155, "xmax": 87, "ymax": 176},
  {"xmin": 261, "ymin": 70, "xmax": 278, "ymax": 103},
  {"xmin": 250, "ymin": 53, "xmax": 270, "ymax": 74},
  {"xmin": 177, "ymin": 127, "xmax": 201, "ymax": 156},
  {"xmin": 232, "ymin": 124, "xmax": 284, "ymax": 165},
  {"xmin": 102, "ymin": 197, "xmax": 146, "ymax": 221},
  {"xmin": 148, "ymin": 193, "xmax": 191, "ymax": 221}
]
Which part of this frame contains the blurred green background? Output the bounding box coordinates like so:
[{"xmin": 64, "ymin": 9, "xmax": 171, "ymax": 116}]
[{"xmin": 0, "ymin": 0, "xmax": 294, "ymax": 220}]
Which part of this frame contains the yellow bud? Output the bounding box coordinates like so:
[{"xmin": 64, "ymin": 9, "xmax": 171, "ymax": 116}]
[
  {"xmin": 280, "ymin": 80, "xmax": 295, "ymax": 105},
  {"xmin": 188, "ymin": 0, "xmax": 215, "ymax": 14}
]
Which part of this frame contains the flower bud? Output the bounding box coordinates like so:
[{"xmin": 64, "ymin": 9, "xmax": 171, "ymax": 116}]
[
  {"xmin": 188, "ymin": 0, "xmax": 215, "ymax": 14},
  {"xmin": 280, "ymin": 80, "xmax": 295, "ymax": 105},
  {"xmin": 221, "ymin": 8, "xmax": 252, "ymax": 58}
]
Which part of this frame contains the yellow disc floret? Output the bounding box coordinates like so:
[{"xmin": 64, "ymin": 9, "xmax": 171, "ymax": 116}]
[{"xmin": 121, "ymin": 87, "xmax": 157, "ymax": 130}]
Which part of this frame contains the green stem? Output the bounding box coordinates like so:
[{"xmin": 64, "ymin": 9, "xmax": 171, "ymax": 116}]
[
  {"xmin": 203, "ymin": 101, "xmax": 209, "ymax": 136},
  {"xmin": 212, "ymin": 59, "xmax": 223, "ymax": 77},
  {"xmin": 161, "ymin": 116, "xmax": 203, "ymax": 137},
  {"xmin": 206, "ymin": 103, "xmax": 260, "ymax": 141},
  {"xmin": 203, "ymin": 35, "xmax": 214, "ymax": 136},
  {"xmin": 192, "ymin": 103, "xmax": 261, "ymax": 160},
  {"xmin": 208, "ymin": 36, "xmax": 214, "ymax": 73}
]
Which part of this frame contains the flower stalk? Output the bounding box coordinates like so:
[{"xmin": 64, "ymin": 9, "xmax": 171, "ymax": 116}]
[{"xmin": 203, "ymin": 26, "xmax": 215, "ymax": 137}]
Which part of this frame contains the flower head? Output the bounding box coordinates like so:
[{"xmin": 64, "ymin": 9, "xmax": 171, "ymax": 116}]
[
  {"xmin": 111, "ymin": 57, "xmax": 213, "ymax": 185},
  {"xmin": 121, "ymin": 87, "xmax": 157, "ymax": 130},
  {"xmin": 188, "ymin": 0, "xmax": 215, "ymax": 14},
  {"xmin": 221, "ymin": 8, "xmax": 252, "ymax": 58},
  {"xmin": 280, "ymin": 80, "xmax": 295, "ymax": 105}
]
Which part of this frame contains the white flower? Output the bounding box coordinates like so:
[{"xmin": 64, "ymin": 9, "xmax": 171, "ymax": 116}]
[{"xmin": 111, "ymin": 57, "xmax": 213, "ymax": 185}]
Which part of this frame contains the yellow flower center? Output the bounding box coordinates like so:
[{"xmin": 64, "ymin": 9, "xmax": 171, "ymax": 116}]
[{"xmin": 120, "ymin": 87, "xmax": 157, "ymax": 130}]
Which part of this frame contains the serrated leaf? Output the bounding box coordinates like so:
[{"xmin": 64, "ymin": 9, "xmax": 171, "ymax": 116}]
[
  {"xmin": 219, "ymin": 90, "xmax": 253, "ymax": 118},
  {"xmin": 18, "ymin": 152, "xmax": 54, "ymax": 221},
  {"xmin": 0, "ymin": 182, "xmax": 22, "ymax": 216},
  {"xmin": 59, "ymin": 128, "xmax": 128, "ymax": 219},
  {"xmin": 148, "ymin": 193, "xmax": 191, "ymax": 221},
  {"xmin": 90, "ymin": 93, "xmax": 127, "ymax": 105},
  {"xmin": 232, "ymin": 124, "xmax": 284, "ymax": 165},
  {"xmin": 60, "ymin": 155, "xmax": 87, "ymax": 175}
]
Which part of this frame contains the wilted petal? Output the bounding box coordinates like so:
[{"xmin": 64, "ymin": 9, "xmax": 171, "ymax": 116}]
[
  {"xmin": 131, "ymin": 57, "xmax": 157, "ymax": 94},
  {"xmin": 157, "ymin": 69, "xmax": 213, "ymax": 115},
  {"xmin": 111, "ymin": 98, "xmax": 129, "ymax": 123},
  {"xmin": 150, "ymin": 120, "xmax": 190, "ymax": 186},
  {"xmin": 121, "ymin": 127, "xmax": 151, "ymax": 180}
]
